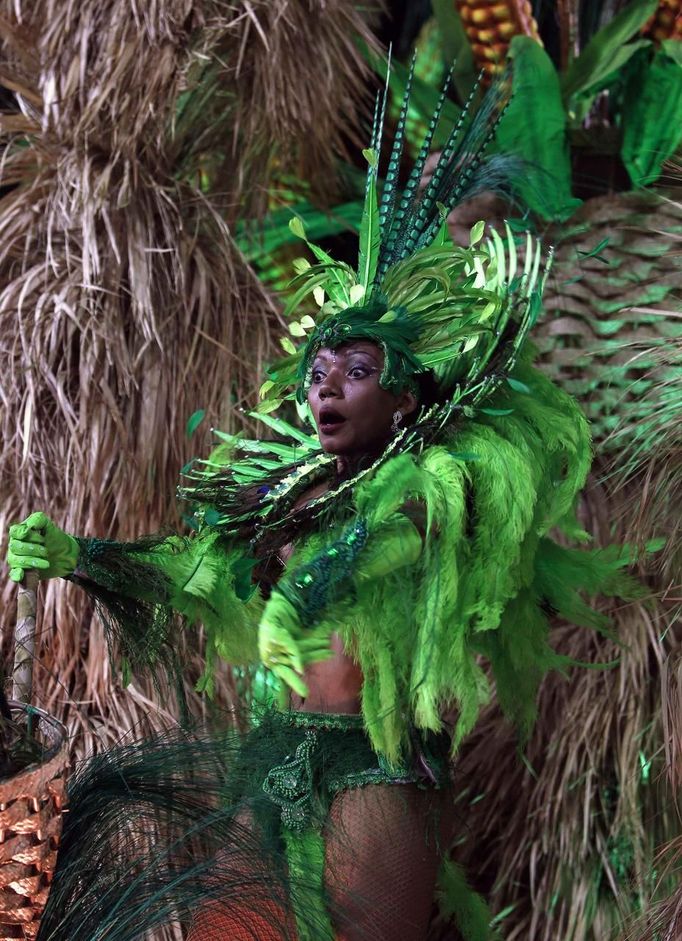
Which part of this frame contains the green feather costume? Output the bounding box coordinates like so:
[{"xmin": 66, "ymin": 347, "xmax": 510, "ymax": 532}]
[{"xmin": 45, "ymin": 63, "xmax": 639, "ymax": 941}]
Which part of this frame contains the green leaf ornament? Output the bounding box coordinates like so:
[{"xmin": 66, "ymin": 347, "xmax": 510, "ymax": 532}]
[
  {"xmin": 185, "ymin": 409, "xmax": 206, "ymax": 439},
  {"xmin": 622, "ymin": 40, "xmax": 682, "ymax": 187},
  {"xmin": 357, "ymin": 148, "xmax": 381, "ymax": 290},
  {"xmin": 288, "ymin": 216, "xmax": 307, "ymax": 240},
  {"xmin": 495, "ymin": 37, "xmax": 580, "ymax": 221},
  {"xmin": 561, "ymin": 0, "xmax": 657, "ymax": 103}
]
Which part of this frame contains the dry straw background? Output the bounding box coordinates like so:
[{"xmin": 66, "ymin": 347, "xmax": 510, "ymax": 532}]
[{"xmin": 0, "ymin": 0, "xmax": 379, "ymax": 746}]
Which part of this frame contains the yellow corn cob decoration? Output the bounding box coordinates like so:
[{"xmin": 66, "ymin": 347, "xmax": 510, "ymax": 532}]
[
  {"xmin": 454, "ymin": 0, "xmax": 542, "ymax": 81},
  {"xmin": 642, "ymin": 0, "xmax": 682, "ymax": 42}
]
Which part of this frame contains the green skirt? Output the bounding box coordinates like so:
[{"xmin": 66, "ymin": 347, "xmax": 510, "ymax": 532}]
[{"xmin": 248, "ymin": 708, "xmax": 450, "ymax": 826}]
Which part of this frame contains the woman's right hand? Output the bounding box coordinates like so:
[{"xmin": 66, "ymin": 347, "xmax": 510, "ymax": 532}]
[
  {"xmin": 258, "ymin": 590, "xmax": 334, "ymax": 698},
  {"xmin": 6, "ymin": 512, "xmax": 79, "ymax": 582}
]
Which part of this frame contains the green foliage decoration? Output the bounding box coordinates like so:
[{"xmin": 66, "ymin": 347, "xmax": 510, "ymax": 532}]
[
  {"xmin": 496, "ymin": 36, "xmax": 580, "ymax": 221},
  {"xmin": 622, "ymin": 39, "xmax": 682, "ymax": 186},
  {"xmin": 561, "ymin": 0, "xmax": 657, "ymax": 106}
]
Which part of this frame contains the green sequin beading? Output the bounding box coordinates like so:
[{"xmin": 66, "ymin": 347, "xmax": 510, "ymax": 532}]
[
  {"xmin": 262, "ymin": 729, "xmax": 318, "ymax": 832},
  {"xmin": 277, "ymin": 710, "xmax": 365, "ymax": 732},
  {"xmin": 282, "ymin": 518, "xmax": 369, "ymax": 626}
]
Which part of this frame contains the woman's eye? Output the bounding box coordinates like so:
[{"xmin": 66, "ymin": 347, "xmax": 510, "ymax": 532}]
[
  {"xmin": 348, "ymin": 366, "xmax": 368, "ymax": 379},
  {"xmin": 311, "ymin": 370, "xmax": 326, "ymax": 383}
]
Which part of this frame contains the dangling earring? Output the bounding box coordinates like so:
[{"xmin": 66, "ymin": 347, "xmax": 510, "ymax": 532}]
[{"xmin": 392, "ymin": 410, "xmax": 403, "ymax": 433}]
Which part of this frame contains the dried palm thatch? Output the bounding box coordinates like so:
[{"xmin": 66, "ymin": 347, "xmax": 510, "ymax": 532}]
[
  {"xmin": 0, "ymin": 0, "xmax": 380, "ymax": 750},
  {"xmin": 615, "ymin": 652, "xmax": 682, "ymax": 941},
  {"xmin": 196, "ymin": 0, "xmax": 382, "ymax": 215},
  {"xmin": 622, "ymin": 884, "xmax": 682, "ymax": 941},
  {"xmin": 431, "ymin": 190, "xmax": 682, "ymax": 940},
  {"xmin": 447, "ymin": 592, "xmax": 679, "ymax": 941},
  {"xmin": 661, "ymin": 653, "xmax": 682, "ymax": 795}
]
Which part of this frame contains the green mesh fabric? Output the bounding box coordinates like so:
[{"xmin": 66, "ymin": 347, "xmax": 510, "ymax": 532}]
[{"xmin": 324, "ymin": 782, "xmax": 456, "ymax": 941}]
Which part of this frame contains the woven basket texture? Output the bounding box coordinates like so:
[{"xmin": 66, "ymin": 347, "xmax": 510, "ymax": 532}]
[
  {"xmin": 0, "ymin": 706, "xmax": 67, "ymax": 941},
  {"xmin": 537, "ymin": 191, "xmax": 682, "ymax": 445}
]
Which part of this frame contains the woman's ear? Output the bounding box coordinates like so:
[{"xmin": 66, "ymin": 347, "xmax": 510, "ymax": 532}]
[{"xmin": 397, "ymin": 389, "xmax": 418, "ymax": 419}]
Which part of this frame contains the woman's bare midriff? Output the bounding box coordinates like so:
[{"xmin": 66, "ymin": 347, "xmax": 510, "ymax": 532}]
[
  {"xmin": 282, "ymin": 479, "xmax": 364, "ymax": 715},
  {"xmin": 292, "ymin": 633, "xmax": 364, "ymax": 714}
]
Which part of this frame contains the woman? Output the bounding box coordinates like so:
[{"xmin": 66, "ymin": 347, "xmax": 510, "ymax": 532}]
[{"xmin": 6, "ymin": 70, "xmax": 636, "ymax": 941}]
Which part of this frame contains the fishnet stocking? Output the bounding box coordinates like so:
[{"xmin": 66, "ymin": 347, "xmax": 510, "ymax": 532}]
[
  {"xmin": 187, "ymin": 899, "xmax": 295, "ymax": 940},
  {"xmin": 185, "ymin": 815, "xmax": 297, "ymax": 941},
  {"xmin": 325, "ymin": 783, "xmax": 454, "ymax": 941}
]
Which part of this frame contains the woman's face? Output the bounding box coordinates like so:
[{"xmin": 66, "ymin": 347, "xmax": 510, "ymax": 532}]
[{"xmin": 307, "ymin": 342, "xmax": 416, "ymax": 459}]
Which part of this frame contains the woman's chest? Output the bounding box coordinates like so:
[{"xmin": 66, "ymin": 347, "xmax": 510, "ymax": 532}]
[{"xmin": 277, "ymin": 479, "xmax": 331, "ymax": 566}]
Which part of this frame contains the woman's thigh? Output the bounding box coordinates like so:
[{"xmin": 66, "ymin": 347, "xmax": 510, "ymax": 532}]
[{"xmin": 324, "ymin": 783, "xmax": 454, "ymax": 941}]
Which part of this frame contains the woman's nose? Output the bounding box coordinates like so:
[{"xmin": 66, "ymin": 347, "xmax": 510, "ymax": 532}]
[
  {"xmin": 319, "ymin": 369, "xmax": 342, "ymax": 398},
  {"xmin": 319, "ymin": 381, "xmax": 338, "ymax": 399}
]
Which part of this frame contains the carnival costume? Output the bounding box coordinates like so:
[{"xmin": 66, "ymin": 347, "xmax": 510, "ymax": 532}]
[{"xmin": 7, "ymin": 65, "xmax": 638, "ymax": 941}]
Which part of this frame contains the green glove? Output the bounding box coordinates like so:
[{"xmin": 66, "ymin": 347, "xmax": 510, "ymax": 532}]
[
  {"xmin": 7, "ymin": 512, "xmax": 79, "ymax": 582},
  {"xmin": 257, "ymin": 590, "xmax": 333, "ymax": 697}
]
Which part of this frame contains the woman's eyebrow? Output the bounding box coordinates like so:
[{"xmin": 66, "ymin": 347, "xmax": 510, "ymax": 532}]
[
  {"xmin": 344, "ymin": 347, "xmax": 378, "ymax": 362},
  {"xmin": 313, "ymin": 348, "xmax": 378, "ymax": 366}
]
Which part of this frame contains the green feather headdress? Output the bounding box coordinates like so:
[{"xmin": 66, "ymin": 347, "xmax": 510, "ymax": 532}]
[
  {"xmin": 262, "ymin": 60, "xmax": 550, "ymax": 409},
  {"xmin": 180, "ymin": 62, "xmax": 553, "ymax": 536}
]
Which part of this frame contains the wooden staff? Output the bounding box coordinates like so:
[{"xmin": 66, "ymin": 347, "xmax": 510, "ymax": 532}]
[{"xmin": 12, "ymin": 569, "xmax": 39, "ymax": 704}]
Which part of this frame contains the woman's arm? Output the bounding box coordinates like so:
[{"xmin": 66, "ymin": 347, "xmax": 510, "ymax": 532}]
[{"xmin": 6, "ymin": 512, "xmax": 262, "ymax": 683}]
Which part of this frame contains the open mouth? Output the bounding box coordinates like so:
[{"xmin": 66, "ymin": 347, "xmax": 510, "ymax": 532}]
[{"xmin": 319, "ymin": 407, "xmax": 346, "ymax": 433}]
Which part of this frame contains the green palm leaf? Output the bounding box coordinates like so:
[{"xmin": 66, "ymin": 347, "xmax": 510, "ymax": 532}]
[{"xmin": 357, "ymin": 148, "xmax": 381, "ymax": 292}]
